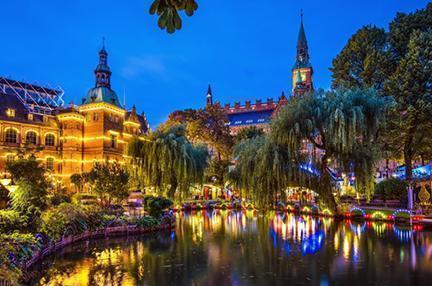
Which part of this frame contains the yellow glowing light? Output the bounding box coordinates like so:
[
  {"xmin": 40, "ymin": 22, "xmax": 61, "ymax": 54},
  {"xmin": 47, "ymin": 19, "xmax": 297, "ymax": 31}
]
[
  {"xmin": 322, "ymin": 208, "xmax": 332, "ymax": 215},
  {"xmin": 79, "ymin": 102, "xmax": 126, "ymax": 116},
  {"xmin": 57, "ymin": 113, "xmax": 85, "ymax": 122},
  {"xmin": 124, "ymin": 121, "xmax": 140, "ymax": 127},
  {"xmin": 372, "ymin": 211, "xmax": 386, "ymax": 220}
]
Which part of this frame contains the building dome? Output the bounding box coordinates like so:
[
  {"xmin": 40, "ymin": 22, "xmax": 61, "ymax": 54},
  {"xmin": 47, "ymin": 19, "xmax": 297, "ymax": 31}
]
[{"xmin": 84, "ymin": 86, "xmax": 121, "ymax": 107}]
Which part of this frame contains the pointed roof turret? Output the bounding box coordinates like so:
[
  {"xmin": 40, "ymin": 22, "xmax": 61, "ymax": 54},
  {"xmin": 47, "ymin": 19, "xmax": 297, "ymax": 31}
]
[
  {"xmin": 206, "ymin": 84, "xmax": 213, "ymax": 107},
  {"xmin": 293, "ymin": 11, "xmax": 311, "ymax": 70},
  {"xmin": 297, "ymin": 11, "xmax": 307, "ymax": 47},
  {"xmin": 82, "ymin": 41, "xmax": 121, "ymax": 108}
]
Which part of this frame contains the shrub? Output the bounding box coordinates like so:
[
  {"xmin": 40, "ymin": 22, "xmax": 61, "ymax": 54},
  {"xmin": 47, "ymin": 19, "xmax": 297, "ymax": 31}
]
[
  {"xmin": 0, "ymin": 233, "xmax": 41, "ymax": 284},
  {"xmin": 72, "ymin": 193, "xmax": 98, "ymax": 206},
  {"xmin": 143, "ymin": 196, "xmax": 173, "ymax": 218},
  {"xmin": 40, "ymin": 203, "xmax": 111, "ymax": 240},
  {"xmin": 134, "ymin": 216, "xmax": 160, "ymax": 228},
  {"xmin": 0, "ymin": 210, "xmax": 27, "ymax": 234},
  {"xmin": 374, "ymin": 178, "xmax": 408, "ymax": 203}
]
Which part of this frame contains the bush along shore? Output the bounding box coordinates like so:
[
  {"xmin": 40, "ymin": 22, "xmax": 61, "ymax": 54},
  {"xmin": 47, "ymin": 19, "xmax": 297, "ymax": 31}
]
[{"xmin": 0, "ymin": 201, "xmax": 175, "ymax": 285}]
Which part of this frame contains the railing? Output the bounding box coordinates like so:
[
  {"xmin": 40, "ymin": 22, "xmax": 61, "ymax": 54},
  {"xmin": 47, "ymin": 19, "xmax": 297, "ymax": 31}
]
[{"xmin": 25, "ymin": 223, "xmax": 175, "ymax": 269}]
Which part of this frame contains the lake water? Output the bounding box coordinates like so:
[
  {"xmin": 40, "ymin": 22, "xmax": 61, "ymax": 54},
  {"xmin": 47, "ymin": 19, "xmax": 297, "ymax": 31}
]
[{"xmin": 29, "ymin": 210, "xmax": 432, "ymax": 285}]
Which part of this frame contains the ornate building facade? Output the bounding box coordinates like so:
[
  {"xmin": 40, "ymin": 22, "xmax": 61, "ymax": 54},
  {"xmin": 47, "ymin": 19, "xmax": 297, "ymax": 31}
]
[
  {"xmin": 0, "ymin": 46, "xmax": 149, "ymax": 186},
  {"xmin": 206, "ymin": 15, "xmax": 313, "ymax": 134}
]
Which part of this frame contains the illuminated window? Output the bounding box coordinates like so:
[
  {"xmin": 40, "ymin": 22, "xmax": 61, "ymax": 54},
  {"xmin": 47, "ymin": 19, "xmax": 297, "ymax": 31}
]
[
  {"xmin": 5, "ymin": 108, "xmax": 15, "ymax": 117},
  {"xmin": 26, "ymin": 131, "xmax": 37, "ymax": 145},
  {"xmin": 45, "ymin": 134, "xmax": 55, "ymax": 146},
  {"xmin": 28, "ymin": 113, "xmax": 34, "ymax": 121},
  {"xmin": 110, "ymin": 135, "xmax": 117, "ymax": 148},
  {"xmin": 5, "ymin": 129, "xmax": 18, "ymax": 143},
  {"xmin": 93, "ymin": 112, "xmax": 98, "ymax": 121},
  {"xmin": 114, "ymin": 116, "xmax": 119, "ymax": 123},
  {"xmin": 46, "ymin": 158, "xmax": 54, "ymax": 171},
  {"xmin": 43, "ymin": 116, "xmax": 48, "ymax": 123},
  {"xmin": 6, "ymin": 154, "xmax": 15, "ymax": 162}
]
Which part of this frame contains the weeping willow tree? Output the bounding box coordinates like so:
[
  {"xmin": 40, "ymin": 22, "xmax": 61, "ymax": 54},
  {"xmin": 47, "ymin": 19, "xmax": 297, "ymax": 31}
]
[
  {"xmin": 229, "ymin": 135, "xmax": 310, "ymax": 209},
  {"xmin": 128, "ymin": 125, "xmax": 209, "ymax": 200},
  {"xmin": 272, "ymin": 88, "xmax": 389, "ymax": 212}
]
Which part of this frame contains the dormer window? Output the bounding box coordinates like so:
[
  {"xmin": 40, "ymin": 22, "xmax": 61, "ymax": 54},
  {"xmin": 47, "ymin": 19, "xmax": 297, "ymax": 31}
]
[
  {"xmin": 6, "ymin": 108, "xmax": 15, "ymax": 117},
  {"xmin": 28, "ymin": 113, "xmax": 34, "ymax": 121}
]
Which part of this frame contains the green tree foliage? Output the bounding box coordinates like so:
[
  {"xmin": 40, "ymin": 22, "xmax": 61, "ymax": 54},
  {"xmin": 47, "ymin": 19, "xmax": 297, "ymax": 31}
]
[
  {"xmin": 6, "ymin": 159, "xmax": 50, "ymax": 227},
  {"xmin": 166, "ymin": 105, "xmax": 233, "ymax": 159},
  {"xmin": 128, "ymin": 125, "xmax": 209, "ymax": 200},
  {"xmin": 331, "ymin": 3, "xmax": 432, "ymax": 183},
  {"xmin": 0, "ymin": 210, "xmax": 27, "ymax": 234},
  {"xmin": 6, "ymin": 158, "xmax": 50, "ymax": 190},
  {"xmin": 374, "ymin": 178, "xmax": 408, "ymax": 203},
  {"xmin": 0, "ymin": 233, "xmax": 39, "ymax": 284},
  {"xmin": 330, "ymin": 25, "xmax": 390, "ymax": 90},
  {"xmin": 205, "ymin": 159, "xmax": 231, "ymax": 191},
  {"xmin": 143, "ymin": 196, "xmax": 173, "ymax": 217},
  {"xmin": 165, "ymin": 106, "xmax": 233, "ymax": 192},
  {"xmin": 272, "ymin": 88, "xmax": 388, "ymax": 210},
  {"xmin": 388, "ymin": 4, "xmax": 432, "ymax": 61},
  {"xmin": 230, "ymin": 136, "xmax": 300, "ymax": 208},
  {"xmin": 70, "ymin": 173, "xmax": 85, "ymax": 193},
  {"xmin": 234, "ymin": 126, "xmax": 265, "ymax": 143},
  {"xmin": 149, "ymin": 0, "xmax": 198, "ymax": 33},
  {"xmin": 85, "ymin": 162, "xmax": 130, "ymax": 207},
  {"xmin": 40, "ymin": 203, "xmax": 116, "ymax": 241},
  {"xmin": 384, "ymin": 30, "xmax": 432, "ymax": 182},
  {"xmin": 8, "ymin": 180, "xmax": 48, "ymax": 225}
]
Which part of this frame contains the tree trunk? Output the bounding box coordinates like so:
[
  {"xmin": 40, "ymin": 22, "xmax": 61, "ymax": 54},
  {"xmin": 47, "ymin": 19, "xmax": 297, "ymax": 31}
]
[
  {"xmin": 320, "ymin": 155, "xmax": 338, "ymax": 214},
  {"xmin": 404, "ymin": 149, "xmax": 413, "ymax": 183},
  {"xmin": 168, "ymin": 180, "xmax": 178, "ymax": 199}
]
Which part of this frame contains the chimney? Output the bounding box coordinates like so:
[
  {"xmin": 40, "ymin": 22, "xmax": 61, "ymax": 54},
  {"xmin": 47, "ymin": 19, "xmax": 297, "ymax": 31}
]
[
  {"xmin": 256, "ymin": 99, "xmax": 262, "ymax": 107},
  {"xmin": 245, "ymin": 100, "xmax": 251, "ymax": 109},
  {"xmin": 267, "ymin": 98, "xmax": 274, "ymax": 105},
  {"xmin": 234, "ymin": 102, "xmax": 241, "ymax": 109}
]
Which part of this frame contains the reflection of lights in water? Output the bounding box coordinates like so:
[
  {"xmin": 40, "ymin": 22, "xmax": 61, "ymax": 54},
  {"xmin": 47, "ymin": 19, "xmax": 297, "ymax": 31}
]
[
  {"xmin": 353, "ymin": 236, "xmax": 360, "ymax": 261},
  {"xmin": 372, "ymin": 222, "xmax": 387, "ymax": 236},
  {"xmin": 343, "ymin": 235, "xmax": 350, "ymax": 259},
  {"xmin": 392, "ymin": 225, "xmax": 412, "ymax": 242},
  {"xmin": 301, "ymin": 231, "xmax": 325, "ymax": 255},
  {"xmin": 334, "ymin": 232, "xmax": 340, "ymax": 252}
]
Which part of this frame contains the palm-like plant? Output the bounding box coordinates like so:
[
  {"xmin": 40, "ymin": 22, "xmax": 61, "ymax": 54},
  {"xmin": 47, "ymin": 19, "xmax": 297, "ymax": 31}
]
[{"xmin": 128, "ymin": 125, "xmax": 208, "ymax": 200}]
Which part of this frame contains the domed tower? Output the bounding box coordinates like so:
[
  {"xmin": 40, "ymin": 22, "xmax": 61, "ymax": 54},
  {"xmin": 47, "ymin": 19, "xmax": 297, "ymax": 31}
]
[
  {"xmin": 292, "ymin": 12, "xmax": 313, "ymax": 96},
  {"xmin": 78, "ymin": 42, "xmax": 126, "ymax": 172}
]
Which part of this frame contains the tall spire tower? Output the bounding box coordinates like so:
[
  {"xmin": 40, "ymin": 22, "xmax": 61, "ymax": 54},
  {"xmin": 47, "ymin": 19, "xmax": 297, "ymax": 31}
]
[
  {"xmin": 292, "ymin": 11, "xmax": 313, "ymax": 96},
  {"xmin": 95, "ymin": 38, "xmax": 112, "ymax": 89},
  {"xmin": 206, "ymin": 84, "xmax": 213, "ymax": 107}
]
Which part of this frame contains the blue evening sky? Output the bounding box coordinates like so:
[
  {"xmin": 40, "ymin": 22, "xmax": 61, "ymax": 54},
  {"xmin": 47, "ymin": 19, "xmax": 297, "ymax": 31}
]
[{"xmin": 0, "ymin": 0, "xmax": 428, "ymax": 127}]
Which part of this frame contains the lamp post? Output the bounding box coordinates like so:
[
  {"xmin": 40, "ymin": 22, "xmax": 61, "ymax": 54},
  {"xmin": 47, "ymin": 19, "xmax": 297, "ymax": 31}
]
[{"xmin": 0, "ymin": 174, "xmax": 17, "ymax": 193}]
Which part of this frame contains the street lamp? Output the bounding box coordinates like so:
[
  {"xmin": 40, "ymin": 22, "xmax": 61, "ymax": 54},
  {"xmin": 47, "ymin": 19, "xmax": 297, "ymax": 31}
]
[{"xmin": 0, "ymin": 175, "xmax": 17, "ymax": 193}]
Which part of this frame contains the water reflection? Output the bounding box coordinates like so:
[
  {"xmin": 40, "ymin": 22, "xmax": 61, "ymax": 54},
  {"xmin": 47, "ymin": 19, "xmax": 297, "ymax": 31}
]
[{"xmin": 31, "ymin": 210, "xmax": 432, "ymax": 285}]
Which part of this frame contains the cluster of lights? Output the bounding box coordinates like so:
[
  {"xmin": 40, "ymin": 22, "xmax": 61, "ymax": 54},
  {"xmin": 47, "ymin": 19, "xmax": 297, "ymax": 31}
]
[
  {"xmin": 349, "ymin": 207, "xmax": 366, "ymax": 217},
  {"xmin": 57, "ymin": 113, "xmax": 84, "ymax": 122},
  {"xmin": 78, "ymin": 102, "xmax": 126, "ymax": 116}
]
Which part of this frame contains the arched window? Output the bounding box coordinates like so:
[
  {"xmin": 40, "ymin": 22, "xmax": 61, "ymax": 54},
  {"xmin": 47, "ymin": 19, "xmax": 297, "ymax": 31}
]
[
  {"xmin": 26, "ymin": 131, "xmax": 37, "ymax": 145},
  {"xmin": 46, "ymin": 157, "xmax": 54, "ymax": 171},
  {"xmin": 5, "ymin": 128, "xmax": 18, "ymax": 143},
  {"xmin": 45, "ymin": 134, "xmax": 55, "ymax": 146}
]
